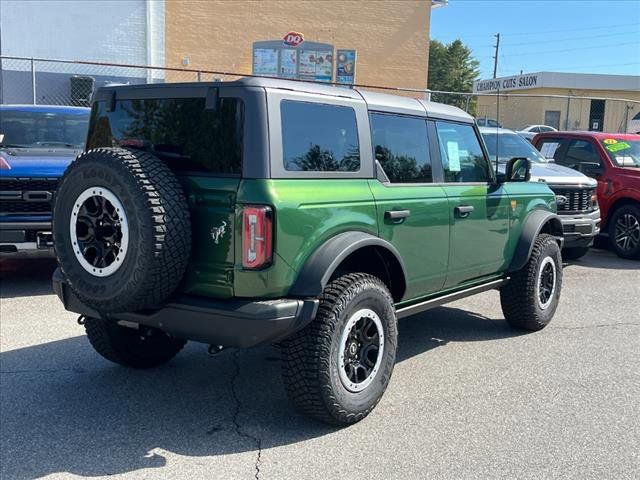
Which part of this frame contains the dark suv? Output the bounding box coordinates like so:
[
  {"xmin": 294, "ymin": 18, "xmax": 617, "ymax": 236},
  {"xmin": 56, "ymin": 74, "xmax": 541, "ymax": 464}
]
[{"xmin": 52, "ymin": 78, "xmax": 564, "ymax": 425}]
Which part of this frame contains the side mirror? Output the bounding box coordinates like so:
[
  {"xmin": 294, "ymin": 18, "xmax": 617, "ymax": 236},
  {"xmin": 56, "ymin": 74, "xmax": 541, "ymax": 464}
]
[
  {"xmin": 504, "ymin": 157, "xmax": 531, "ymax": 182},
  {"xmin": 579, "ymin": 162, "xmax": 603, "ymax": 178}
]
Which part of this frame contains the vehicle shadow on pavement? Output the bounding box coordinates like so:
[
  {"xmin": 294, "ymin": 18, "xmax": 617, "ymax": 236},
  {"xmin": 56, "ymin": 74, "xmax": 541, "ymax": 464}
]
[
  {"xmin": 562, "ymin": 248, "xmax": 638, "ymax": 270},
  {"xmin": 0, "ymin": 306, "xmax": 517, "ymax": 479},
  {"xmin": 0, "ymin": 258, "xmax": 57, "ymax": 298}
]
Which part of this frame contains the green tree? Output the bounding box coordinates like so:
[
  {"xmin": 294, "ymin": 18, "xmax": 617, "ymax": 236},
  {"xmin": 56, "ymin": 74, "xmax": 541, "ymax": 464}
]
[{"xmin": 428, "ymin": 39, "xmax": 480, "ymax": 113}]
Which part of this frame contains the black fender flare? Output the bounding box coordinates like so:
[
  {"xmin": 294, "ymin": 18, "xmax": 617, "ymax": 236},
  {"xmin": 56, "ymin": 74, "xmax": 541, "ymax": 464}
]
[
  {"xmin": 508, "ymin": 209, "xmax": 564, "ymax": 272},
  {"xmin": 288, "ymin": 231, "xmax": 408, "ymax": 299}
]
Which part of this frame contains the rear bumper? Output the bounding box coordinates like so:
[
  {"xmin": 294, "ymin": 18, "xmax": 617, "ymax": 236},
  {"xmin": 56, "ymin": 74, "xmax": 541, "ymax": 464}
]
[
  {"xmin": 52, "ymin": 269, "xmax": 319, "ymax": 348},
  {"xmin": 0, "ymin": 221, "xmax": 55, "ymax": 257},
  {"xmin": 559, "ymin": 209, "xmax": 601, "ymax": 248}
]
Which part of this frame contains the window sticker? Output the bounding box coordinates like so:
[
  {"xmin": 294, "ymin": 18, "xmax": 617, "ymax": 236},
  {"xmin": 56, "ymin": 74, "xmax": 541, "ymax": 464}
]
[
  {"xmin": 447, "ymin": 141, "xmax": 461, "ymax": 171},
  {"xmin": 605, "ymin": 142, "xmax": 631, "ymax": 153},
  {"xmin": 540, "ymin": 142, "xmax": 560, "ymax": 159},
  {"xmin": 603, "ymin": 138, "xmax": 618, "ymax": 145}
]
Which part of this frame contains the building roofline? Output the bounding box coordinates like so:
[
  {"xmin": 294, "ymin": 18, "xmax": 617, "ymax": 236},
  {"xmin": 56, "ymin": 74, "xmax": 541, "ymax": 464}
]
[{"xmin": 474, "ymin": 71, "xmax": 640, "ymax": 93}]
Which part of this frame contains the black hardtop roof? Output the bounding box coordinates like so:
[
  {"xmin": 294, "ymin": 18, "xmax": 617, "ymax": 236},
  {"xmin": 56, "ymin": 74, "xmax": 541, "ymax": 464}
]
[{"xmin": 95, "ymin": 77, "xmax": 473, "ymax": 122}]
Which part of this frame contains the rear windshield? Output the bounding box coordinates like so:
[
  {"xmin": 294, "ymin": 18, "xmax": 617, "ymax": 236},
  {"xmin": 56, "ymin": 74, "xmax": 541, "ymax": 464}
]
[
  {"xmin": 0, "ymin": 108, "xmax": 89, "ymax": 149},
  {"xmin": 86, "ymin": 97, "xmax": 244, "ymax": 175},
  {"xmin": 601, "ymin": 138, "xmax": 640, "ymax": 168}
]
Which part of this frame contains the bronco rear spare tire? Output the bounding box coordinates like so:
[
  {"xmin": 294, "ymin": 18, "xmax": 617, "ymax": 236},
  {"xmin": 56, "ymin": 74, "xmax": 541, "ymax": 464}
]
[{"xmin": 53, "ymin": 148, "xmax": 191, "ymax": 313}]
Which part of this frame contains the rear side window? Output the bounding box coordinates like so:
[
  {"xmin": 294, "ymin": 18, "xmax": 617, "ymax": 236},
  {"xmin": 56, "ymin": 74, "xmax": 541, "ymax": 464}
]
[
  {"xmin": 87, "ymin": 97, "xmax": 244, "ymax": 175},
  {"xmin": 436, "ymin": 121, "xmax": 490, "ymax": 183},
  {"xmin": 281, "ymin": 100, "xmax": 360, "ymax": 172},
  {"xmin": 370, "ymin": 113, "xmax": 432, "ymax": 183},
  {"xmin": 564, "ymin": 139, "xmax": 603, "ymax": 168}
]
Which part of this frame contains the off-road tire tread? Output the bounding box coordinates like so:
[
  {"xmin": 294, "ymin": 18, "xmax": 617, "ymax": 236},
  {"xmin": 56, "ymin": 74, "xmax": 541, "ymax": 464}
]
[
  {"xmin": 500, "ymin": 234, "xmax": 561, "ymax": 331},
  {"xmin": 54, "ymin": 147, "xmax": 191, "ymax": 312},
  {"xmin": 281, "ymin": 273, "xmax": 396, "ymax": 426},
  {"xmin": 84, "ymin": 317, "xmax": 186, "ymax": 369}
]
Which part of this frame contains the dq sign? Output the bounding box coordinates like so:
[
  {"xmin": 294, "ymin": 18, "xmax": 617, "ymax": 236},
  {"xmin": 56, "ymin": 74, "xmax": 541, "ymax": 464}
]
[{"xmin": 283, "ymin": 31, "xmax": 304, "ymax": 47}]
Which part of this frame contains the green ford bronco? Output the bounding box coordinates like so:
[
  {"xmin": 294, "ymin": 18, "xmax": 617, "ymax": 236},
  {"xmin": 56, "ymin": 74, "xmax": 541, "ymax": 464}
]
[{"xmin": 52, "ymin": 78, "xmax": 564, "ymax": 425}]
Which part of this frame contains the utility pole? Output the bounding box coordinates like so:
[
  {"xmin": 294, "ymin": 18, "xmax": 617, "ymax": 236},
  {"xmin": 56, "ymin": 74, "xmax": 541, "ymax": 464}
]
[{"xmin": 492, "ymin": 33, "xmax": 500, "ymax": 79}]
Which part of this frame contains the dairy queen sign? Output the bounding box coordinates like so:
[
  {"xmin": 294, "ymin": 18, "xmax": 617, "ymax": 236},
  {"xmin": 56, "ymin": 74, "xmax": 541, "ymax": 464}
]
[
  {"xmin": 474, "ymin": 73, "xmax": 541, "ymax": 93},
  {"xmin": 283, "ymin": 31, "xmax": 304, "ymax": 47}
]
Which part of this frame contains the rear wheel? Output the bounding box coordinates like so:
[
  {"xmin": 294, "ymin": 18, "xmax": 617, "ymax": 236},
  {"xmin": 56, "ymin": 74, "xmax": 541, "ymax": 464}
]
[
  {"xmin": 281, "ymin": 273, "xmax": 397, "ymax": 426},
  {"xmin": 608, "ymin": 204, "xmax": 640, "ymax": 260},
  {"xmin": 84, "ymin": 317, "xmax": 186, "ymax": 369},
  {"xmin": 500, "ymin": 234, "xmax": 562, "ymax": 331}
]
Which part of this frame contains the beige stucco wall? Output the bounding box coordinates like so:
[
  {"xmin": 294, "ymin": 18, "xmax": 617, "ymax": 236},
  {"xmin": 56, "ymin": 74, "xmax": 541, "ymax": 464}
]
[
  {"xmin": 165, "ymin": 0, "xmax": 431, "ymax": 92},
  {"xmin": 476, "ymin": 87, "xmax": 640, "ymax": 132}
]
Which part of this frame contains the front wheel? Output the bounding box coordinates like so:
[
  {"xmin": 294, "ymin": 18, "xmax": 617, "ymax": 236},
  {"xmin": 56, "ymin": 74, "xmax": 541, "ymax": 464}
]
[
  {"xmin": 608, "ymin": 204, "xmax": 640, "ymax": 260},
  {"xmin": 500, "ymin": 234, "xmax": 562, "ymax": 331},
  {"xmin": 281, "ymin": 273, "xmax": 398, "ymax": 426}
]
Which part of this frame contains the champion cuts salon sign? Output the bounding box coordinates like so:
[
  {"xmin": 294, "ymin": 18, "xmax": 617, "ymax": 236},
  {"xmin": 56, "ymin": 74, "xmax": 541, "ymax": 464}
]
[{"xmin": 473, "ymin": 73, "xmax": 540, "ymax": 93}]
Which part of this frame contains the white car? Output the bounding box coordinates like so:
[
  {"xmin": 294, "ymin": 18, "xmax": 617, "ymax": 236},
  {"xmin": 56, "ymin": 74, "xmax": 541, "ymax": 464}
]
[{"xmin": 516, "ymin": 124, "xmax": 557, "ymax": 142}]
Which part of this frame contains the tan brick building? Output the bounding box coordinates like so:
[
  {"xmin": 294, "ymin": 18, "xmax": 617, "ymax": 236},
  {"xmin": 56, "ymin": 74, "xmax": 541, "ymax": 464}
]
[
  {"xmin": 165, "ymin": 0, "xmax": 443, "ymax": 91},
  {"xmin": 473, "ymin": 72, "xmax": 640, "ymax": 133}
]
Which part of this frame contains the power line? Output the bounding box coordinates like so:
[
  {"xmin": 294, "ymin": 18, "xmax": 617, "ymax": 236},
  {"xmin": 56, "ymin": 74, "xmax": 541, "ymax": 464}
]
[
  {"xmin": 434, "ymin": 21, "xmax": 640, "ymax": 40},
  {"xmin": 496, "ymin": 40, "xmax": 640, "ymax": 58},
  {"xmin": 502, "ymin": 30, "xmax": 640, "ymax": 47},
  {"xmin": 500, "ymin": 62, "xmax": 640, "ymax": 76}
]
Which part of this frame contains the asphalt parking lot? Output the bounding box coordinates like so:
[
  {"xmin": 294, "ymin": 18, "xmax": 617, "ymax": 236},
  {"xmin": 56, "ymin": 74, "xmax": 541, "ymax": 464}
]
[{"xmin": 0, "ymin": 249, "xmax": 638, "ymax": 480}]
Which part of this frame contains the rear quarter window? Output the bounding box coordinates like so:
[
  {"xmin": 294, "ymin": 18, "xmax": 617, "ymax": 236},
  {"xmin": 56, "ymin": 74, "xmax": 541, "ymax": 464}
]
[
  {"xmin": 87, "ymin": 97, "xmax": 244, "ymax": 175},
  {"xmin": 280, "ymin": 100, "xmax": 360, "ymax": 172}
]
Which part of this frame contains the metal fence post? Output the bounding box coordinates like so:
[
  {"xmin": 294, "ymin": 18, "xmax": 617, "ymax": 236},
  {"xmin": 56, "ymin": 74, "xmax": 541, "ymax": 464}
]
[
  {"xmin": 197, "ymin": 71, "xmax": 202, "ymax": 82},
  {"xmin": 31, "ymin": 57, "xmax": 36, "ymax": 104}
]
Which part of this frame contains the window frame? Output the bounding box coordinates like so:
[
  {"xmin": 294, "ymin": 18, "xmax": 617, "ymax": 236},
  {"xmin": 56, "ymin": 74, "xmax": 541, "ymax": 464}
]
[
  {"xmin": 369, "ymin": 111, "xmax": 442, "ymax": 186},
  {"xmin": 267, "ymin": 90, "xmax": 374, "ymax": 179},
  {"xmin": 433, "ymin": 119, "xmax": 496, "ymax": 185},
  {"xmin": 564, "ymin": 138, "xmax": 604, "ymax": 169}
]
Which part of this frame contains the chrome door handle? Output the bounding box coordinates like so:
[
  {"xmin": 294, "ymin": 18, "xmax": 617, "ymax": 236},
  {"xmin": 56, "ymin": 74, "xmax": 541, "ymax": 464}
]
[{"xmin": 454, "ymin": 205, "xmax": 474, "ymax": 218}]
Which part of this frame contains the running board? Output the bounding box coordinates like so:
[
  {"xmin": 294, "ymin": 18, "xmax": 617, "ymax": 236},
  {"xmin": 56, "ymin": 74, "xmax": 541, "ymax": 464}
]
[{"xmin": 395, "ymin": 278, "xmax": 509, "ymax": 319}]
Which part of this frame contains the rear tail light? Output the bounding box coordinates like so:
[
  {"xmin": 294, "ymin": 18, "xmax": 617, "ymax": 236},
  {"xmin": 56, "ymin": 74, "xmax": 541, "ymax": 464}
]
[{"xmin": 242, "ymin": 205, "xmax": 273, "ymax": 269}]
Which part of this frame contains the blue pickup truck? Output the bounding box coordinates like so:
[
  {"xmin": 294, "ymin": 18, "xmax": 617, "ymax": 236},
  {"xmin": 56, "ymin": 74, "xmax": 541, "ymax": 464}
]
[{"xmin": 0, "ymin": 105, "xmax": 89, "ymax": 256}]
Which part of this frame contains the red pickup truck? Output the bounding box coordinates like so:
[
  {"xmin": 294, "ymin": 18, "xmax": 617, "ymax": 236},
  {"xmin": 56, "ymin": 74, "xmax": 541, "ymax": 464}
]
[{"xmin": 533, "ymin": 132, "xmax": 640, "ymax": 260}]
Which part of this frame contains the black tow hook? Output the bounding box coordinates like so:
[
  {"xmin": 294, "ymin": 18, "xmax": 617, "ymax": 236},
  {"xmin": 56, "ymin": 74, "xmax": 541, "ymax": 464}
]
[
  {"xmin": 77, "ymin": 315, "xmax": 87, "ymax": 326},
  {"xmin": 208, "ymin": 344, "xmax": 225, "ymax": 356}
]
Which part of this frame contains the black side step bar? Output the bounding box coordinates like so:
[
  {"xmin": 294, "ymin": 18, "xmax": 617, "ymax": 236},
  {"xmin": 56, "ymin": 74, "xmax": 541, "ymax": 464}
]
[{"xmin": 395, "ymin": 278, "xmax": 509, "ymax": 319}]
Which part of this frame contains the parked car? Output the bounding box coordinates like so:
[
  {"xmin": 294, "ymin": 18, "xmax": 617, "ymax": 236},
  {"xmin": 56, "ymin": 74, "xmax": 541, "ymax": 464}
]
[
  {"xmin": 52, "ymin": 78, "xmax": 564, "ymax": 425},
  {"xmin": 627, "ymin": 110, "xmax": 640, "ymax": 134},
  {"xmin": 516, "ymin": 124, "xmax": 557, "ymax": 142},
  {"xmin": 480, "ymin": 127, "xmax": 599, "ymax": 260},
  {"xmin": 0, "ymin": 105, "xmax": 90, "ymax": 256},
  {"xmin": 475, "ymin": 117, "xmax": 502, "ymax": 128},
  {"xmin": 534, "ymin": 131, "xmax": 640, "ymax": 259}
]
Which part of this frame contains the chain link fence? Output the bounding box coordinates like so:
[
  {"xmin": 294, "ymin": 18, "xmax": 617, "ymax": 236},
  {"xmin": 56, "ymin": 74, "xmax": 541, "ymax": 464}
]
[{"xmin": 2, "ymin": 55, "xmax": 639, "ymax": 134}]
